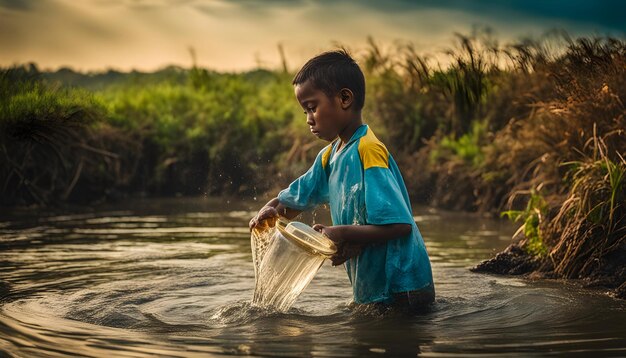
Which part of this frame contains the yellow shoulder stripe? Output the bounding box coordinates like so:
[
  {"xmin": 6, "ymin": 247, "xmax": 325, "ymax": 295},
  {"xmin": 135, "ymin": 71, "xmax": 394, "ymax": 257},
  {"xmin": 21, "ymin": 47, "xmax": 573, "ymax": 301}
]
[
  {"xmin": 358, "ymin": 127, "xmax": 389, "ymax": 169},
  {"xmin": 321, "ymin": 141, "xmax": 335, "ymax": 169}
]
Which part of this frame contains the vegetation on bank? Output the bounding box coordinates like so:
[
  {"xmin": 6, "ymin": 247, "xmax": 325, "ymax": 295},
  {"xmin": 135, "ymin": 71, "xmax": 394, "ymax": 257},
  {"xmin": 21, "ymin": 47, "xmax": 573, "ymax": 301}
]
[
  {"xmin": 1, "ymin": 29, "xmax": 624, "ymax": 296},
  {"xmin": 2, "ymin": 64, "xmax": 304, "ymax": 203}
]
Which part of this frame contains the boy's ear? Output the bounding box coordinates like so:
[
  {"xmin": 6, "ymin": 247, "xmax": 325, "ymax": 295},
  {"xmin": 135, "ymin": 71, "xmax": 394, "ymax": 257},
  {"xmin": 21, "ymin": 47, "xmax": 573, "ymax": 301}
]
[{"xmin": 339, "ymin": 88, "xmax": 354, "ymax": 110}]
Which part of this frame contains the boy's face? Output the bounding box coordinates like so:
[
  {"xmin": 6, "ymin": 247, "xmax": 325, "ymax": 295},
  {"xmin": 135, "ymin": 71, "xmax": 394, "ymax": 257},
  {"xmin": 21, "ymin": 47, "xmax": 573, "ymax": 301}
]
[{"xmin": 294, "ymin": 79, "xmax": 353, "ymax": 142}]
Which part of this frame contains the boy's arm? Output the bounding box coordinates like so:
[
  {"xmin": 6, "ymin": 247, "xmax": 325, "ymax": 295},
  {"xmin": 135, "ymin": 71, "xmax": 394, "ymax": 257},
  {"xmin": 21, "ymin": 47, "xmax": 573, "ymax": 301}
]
[
  {"xmin": 313, "ymin": 223, "xmax": 412, "ymax": 266},
  {"xmin": 250, "ymin": 144, "xmax": 332, "ymax": 231},
  {"xmin": 249, "ymin": 197, "xmax": 302, "ymax": 231},
  {"xmin": 271, "ymin": 197, "xmax": 303, "ymax": 219},
  {"xmin": 314, "ymin": 223, "xmax": 411, "ymax": 245}
]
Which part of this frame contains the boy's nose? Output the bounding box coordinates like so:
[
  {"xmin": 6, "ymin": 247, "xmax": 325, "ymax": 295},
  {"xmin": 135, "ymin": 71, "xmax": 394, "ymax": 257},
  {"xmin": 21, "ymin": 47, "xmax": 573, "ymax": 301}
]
[{"xmin": 306, "ymin": 115, "xmax": 315, "ymax": 126}]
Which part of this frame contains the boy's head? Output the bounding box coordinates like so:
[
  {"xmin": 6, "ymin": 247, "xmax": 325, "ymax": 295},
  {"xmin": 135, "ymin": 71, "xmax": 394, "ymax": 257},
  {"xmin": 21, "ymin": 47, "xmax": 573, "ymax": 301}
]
[{"xmin": 292, "ymin": 48, "xmax": 365, "ymax": 142}]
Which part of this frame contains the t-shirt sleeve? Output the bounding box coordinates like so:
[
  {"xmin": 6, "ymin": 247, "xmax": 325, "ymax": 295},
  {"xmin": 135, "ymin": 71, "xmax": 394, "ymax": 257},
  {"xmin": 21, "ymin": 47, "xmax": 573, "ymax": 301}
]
[
  {"xmin": 361, "ymin": 144, "xmax": 414, "ymax": 225},
  {"xmin": 277, "ymin": 146, "xmax": 330, "ymax": 211}
]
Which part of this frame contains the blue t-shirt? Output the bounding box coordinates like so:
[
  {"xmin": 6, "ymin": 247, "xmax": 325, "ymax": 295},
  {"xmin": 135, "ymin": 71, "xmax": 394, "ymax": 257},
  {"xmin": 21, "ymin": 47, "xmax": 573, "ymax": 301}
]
[{"xmin": 277, "ymin": 124, "xmax": 434, "ymax": 304}]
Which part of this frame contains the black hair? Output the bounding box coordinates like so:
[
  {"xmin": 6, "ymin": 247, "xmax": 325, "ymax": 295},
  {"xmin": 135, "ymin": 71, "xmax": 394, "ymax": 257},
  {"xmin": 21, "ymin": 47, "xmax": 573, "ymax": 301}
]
[{"xmin": 292, "ymin": 48, "xmax": 365, "ymax": 111}]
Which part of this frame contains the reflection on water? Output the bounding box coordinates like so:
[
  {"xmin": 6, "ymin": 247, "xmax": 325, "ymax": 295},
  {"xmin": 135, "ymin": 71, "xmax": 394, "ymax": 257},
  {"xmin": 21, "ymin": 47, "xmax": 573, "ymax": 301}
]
[{"xmin": 1, "ymin": 197, "xmax": 625, "ymax": 357}]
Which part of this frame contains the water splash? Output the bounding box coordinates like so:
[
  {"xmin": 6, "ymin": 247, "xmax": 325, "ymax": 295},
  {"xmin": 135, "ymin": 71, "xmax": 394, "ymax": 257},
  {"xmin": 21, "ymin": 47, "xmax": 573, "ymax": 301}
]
[{"xmin": 251, "ymin": 226, "xmax": 271, "ymax": 277}]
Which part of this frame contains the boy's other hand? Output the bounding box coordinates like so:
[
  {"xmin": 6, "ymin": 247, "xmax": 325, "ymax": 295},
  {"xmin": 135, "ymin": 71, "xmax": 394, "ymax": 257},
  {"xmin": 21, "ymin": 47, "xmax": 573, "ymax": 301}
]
[
  {"xmin": 331, "ymin": 243, "xmax": 364, "ymax": 266},
  {"xmin": 249, "ymin": 206, "xmax": 278, "ymax": 231},
  {"xmin": 312, "ymin": 224, "xmax": 363, "ymax": 266},
  {"xmin": 312, "ymin": 224, "xmax": 341, "ymax": 243}
]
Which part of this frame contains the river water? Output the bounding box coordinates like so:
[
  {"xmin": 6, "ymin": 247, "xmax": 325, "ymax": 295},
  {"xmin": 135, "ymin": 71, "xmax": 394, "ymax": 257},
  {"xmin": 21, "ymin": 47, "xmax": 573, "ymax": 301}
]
[{"xmin": 1, "ymin": 197, "xmax": 624, "ymax": 357}]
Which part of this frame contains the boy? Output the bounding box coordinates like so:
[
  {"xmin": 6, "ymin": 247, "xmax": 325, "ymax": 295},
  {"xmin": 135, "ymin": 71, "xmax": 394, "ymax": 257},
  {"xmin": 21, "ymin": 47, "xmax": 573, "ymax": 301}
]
[{"xmin": 249, "ymin": 49, "xmax": 435, "ymax": 313}]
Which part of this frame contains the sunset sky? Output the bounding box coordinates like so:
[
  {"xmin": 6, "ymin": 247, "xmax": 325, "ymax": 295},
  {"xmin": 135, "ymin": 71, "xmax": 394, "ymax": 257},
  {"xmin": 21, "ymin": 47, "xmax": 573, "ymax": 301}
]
[{"xmin": 1, "ymin": 0, "xmax": 624, "ymax": 72}]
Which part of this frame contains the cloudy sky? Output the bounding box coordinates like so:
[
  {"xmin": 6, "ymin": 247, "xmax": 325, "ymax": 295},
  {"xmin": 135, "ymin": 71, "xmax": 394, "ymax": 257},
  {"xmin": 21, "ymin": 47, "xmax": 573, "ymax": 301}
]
[{"xmin": 1, "ymin": 0, "xmax": 623, "ymax": 72}]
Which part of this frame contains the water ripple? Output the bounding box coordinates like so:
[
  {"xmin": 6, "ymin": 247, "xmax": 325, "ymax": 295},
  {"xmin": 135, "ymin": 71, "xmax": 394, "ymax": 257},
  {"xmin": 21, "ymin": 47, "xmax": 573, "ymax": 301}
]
[{"xmin": 0, "ymin": 198, "xmax": 624, "ymax": 357}]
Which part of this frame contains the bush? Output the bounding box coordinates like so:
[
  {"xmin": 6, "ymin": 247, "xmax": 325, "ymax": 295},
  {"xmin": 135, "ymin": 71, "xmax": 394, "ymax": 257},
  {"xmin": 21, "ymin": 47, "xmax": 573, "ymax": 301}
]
[{"xmin": 0, "ymin": 64, "xmax": 122, "ymax": 206}]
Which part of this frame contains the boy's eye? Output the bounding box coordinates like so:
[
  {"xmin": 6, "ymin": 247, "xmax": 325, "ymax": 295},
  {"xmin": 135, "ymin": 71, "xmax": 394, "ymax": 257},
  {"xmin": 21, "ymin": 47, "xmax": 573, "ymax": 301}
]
[{"xmin": 304, "ymin": 106, "xmax": 316, "ymax": 114}]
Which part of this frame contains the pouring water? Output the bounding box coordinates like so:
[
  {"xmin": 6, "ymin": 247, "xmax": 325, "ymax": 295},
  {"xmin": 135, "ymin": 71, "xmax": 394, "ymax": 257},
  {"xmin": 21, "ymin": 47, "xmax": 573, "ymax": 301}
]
[{"xmin": 251, "ymin": 217, "xmax": 336, "ymax": 311}]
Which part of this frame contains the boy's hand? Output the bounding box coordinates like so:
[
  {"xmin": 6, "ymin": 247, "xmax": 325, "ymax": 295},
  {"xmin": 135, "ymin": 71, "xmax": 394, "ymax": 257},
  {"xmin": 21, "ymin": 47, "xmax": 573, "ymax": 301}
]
[
  {"xmin": 312, "ymin": 223, "xmax": 342, "ymax": 244},
  {"xmin": 329, "ymin": 241, "xmax": 364, "ymax": 266},
  {"xmin": 312, "ymin": 224, "xmax": 364, "ymax": 266},
  {"xmin": 249, "ymin": 206, "xmax": 278, "ymax": 231}
]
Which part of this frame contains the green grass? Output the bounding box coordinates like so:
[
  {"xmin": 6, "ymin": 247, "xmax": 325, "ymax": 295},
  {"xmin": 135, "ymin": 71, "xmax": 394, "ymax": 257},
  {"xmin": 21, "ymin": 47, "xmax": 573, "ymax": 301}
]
[{"xmin": 501, "ymin": 189, "xmax": 549, "ymax": 257}]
